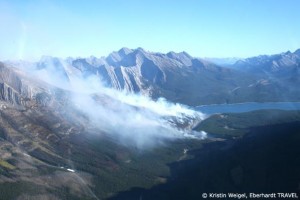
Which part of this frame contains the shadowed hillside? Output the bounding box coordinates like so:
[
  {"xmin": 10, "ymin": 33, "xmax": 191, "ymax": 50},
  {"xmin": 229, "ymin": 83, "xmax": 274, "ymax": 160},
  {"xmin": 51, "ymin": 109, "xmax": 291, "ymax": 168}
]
[{"xmin": 109, "ymin": 111, "xmax": 300, "ymax": 200}]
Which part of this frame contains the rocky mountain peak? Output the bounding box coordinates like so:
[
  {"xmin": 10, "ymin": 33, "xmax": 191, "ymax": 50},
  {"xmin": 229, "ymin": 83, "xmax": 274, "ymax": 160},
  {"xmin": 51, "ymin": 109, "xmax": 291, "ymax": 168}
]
[
  {"xmin": 166, "ymin": 51, "xmax": 193, "ymax": 66},
  {"xmin": 136, "ymin": 47, "xmax": 146, "ymax": 53},
  {"xmin": 294, "ymin": 49, "xmax": 300, "ymax": 56},
  {"xmin": 118, "ymin": 47, "xmax": 133, "ymax": 57}
]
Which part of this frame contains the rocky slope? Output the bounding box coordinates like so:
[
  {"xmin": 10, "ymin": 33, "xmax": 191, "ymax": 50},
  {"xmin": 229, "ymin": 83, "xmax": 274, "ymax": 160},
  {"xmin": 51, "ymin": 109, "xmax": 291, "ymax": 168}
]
[
  {"xmin": 0, "ymin": 63, "xmax": 25, "ymax": 105},
  {"xmin": 0, "ymin": 62, "xmax": 97, "ymax": 199}
]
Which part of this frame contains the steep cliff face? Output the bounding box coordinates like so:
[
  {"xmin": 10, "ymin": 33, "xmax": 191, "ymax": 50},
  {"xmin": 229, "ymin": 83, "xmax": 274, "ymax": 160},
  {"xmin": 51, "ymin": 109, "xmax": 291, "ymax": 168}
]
[
  {"xmin": 0, "ymin": 62, "xmax": 61, "ymax": 107},
  {"xmin": 69, "ymin": 48, "xmax": 168, "ymax": 93},
  {"xmin": 0, "ymin": 63, "xmax": 23, "ymax": 105}
]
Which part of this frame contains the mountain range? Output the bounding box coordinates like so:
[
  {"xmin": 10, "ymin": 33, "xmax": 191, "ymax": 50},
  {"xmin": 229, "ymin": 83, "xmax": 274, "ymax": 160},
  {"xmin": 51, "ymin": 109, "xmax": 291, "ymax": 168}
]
[
  {"xmin": 0, "ymin": 47, "xmax": 300, "ymax": 199},
  {"xmin": 233, "ymin": 49, "xmax": 300, "ymax": 73},
  {"xmin": 6, "ymin": 47, "xmax": 300, "ymax": 106}
]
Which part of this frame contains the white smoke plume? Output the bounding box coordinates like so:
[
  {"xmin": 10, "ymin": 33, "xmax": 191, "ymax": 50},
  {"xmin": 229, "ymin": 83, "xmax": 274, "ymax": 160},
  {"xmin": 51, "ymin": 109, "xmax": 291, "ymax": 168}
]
[{"xmin": 21, "ymin": 59, "xmax": 207, "ymax": 148}]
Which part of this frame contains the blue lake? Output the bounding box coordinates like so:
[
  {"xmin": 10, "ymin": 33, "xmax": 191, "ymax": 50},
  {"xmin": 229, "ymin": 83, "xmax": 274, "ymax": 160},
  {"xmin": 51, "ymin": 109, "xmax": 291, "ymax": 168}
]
[{"xmin": 196, "ymin": 102, "xmax": 300, "ymax": 115}]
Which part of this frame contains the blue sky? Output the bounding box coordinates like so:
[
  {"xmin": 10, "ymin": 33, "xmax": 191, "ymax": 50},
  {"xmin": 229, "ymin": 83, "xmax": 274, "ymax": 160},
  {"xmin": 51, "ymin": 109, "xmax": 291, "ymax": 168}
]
[{"xmin": 1, "ymin": 0, "xmax": 300, "ymax": 60}]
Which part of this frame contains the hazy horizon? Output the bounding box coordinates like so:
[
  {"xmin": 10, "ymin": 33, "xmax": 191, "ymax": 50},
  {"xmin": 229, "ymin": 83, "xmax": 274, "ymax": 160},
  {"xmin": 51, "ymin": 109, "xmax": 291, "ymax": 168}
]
[{"xmin": 4, "ymin": 46, "xmax": 299, "ymax": 63}]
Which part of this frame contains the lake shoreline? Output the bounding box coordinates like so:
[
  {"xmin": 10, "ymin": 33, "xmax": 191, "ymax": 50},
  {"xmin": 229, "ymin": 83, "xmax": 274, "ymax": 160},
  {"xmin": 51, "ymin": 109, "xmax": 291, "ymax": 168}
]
[{"xmin": 195, "ymin": 102, "xmax": 300, "ymax": 115}]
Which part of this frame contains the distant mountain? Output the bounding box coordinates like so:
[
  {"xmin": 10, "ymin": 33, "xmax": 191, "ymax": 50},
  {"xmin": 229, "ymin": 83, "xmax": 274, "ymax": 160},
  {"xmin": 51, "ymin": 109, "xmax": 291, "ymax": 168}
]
[
  {"xmin": 233, "ymin": 49, "xmax": 300, "ymax": 74},
  {"xmin": 228, "ymin": 49, "xmax": 300, "ymax": 102},
  {"xmin": 203, "ymin": 57, "xmax": 241, "ymax": 66}
]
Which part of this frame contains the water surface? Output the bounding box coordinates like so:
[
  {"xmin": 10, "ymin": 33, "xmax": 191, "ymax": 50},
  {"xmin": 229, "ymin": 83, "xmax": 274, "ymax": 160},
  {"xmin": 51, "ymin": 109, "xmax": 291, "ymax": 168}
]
[{"xmin": 196, "ymin": 102, "xmax": 300, "ymax": 115}]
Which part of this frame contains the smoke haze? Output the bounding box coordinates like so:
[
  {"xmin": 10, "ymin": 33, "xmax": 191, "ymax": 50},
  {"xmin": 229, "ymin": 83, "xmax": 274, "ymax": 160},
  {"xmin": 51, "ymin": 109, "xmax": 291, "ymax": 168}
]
[{"xmin": 21, "ymin": 59, "xmax": 207, "ymax": 148}]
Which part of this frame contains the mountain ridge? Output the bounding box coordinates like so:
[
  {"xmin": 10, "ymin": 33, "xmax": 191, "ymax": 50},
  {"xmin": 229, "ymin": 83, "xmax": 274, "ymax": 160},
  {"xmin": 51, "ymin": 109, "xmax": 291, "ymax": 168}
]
[
  {"xmin": 3, "ymin": 47, "xmax": 300, "ymax": 106},
  {"xmin": 233, "ymin": 49, "xmax": 300, "ymax": 73}
]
